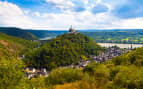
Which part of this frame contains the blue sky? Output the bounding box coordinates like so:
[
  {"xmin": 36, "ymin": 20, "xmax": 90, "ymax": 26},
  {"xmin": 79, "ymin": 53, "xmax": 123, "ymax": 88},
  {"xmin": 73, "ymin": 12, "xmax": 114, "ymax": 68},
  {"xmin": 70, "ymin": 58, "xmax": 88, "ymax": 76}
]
[{"xmin": 0, "ymin": 0, "xmax": 143, "ymax": 30}]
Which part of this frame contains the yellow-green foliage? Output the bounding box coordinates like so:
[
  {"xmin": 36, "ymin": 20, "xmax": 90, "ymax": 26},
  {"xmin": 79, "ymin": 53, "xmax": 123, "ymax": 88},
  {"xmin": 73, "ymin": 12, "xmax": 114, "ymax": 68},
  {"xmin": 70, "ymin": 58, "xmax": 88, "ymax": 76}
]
[
  {"xmin": 54, "ymin": 81, "xmax": 97, "ymax": 89},
  {"xmin": 113, "ymin": 66, "xmax": 143, "ymax": 89},
  {"xmin": 0, "ymin": 33, "xmax": 39, "ymax": 59},
  {"xmin": 30, "ymin": 77, "xmax": 47, "ymax": 89},
  {"xmin": 0, "ymin": 58, "xmax": 25, "ymax": 89},
  {"xmin": 112, "ymin": 46, "xmax": 143, "ymax": 66},
  {"xmin": 23, "ymin": 41, "xmax": 143, "ymax": 89},
  {"xmin": 2, "ymin": 32, "xmax": 143, "ymax": 89},
  {"xmin": 25, "ymin": 33, "xmax": 104, "ymax": 70},
  {"xmin": 46, "ymin": 68, "xmax": 84, "ymax": 86}
]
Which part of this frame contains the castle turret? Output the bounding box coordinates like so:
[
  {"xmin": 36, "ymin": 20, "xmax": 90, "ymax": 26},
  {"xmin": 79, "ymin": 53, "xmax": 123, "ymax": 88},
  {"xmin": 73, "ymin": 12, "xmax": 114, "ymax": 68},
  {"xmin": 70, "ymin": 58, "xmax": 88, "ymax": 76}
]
[
  {"xmin": 69, "ymin": 25, "xmax": 75, "ymax": 32},
  {"xmin": 68, "ymin": 25, "xmax": 77, "ymax": 34}
]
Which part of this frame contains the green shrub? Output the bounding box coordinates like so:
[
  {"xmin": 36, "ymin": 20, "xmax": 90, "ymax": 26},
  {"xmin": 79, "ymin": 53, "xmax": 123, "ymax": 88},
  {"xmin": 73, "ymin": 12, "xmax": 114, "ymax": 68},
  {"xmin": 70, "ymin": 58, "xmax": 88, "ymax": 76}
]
[
  {"xmin": 46, "ymin": 68, "xmax": 84, "ymax": 85},
  {"xmin": 113, "ymin": 66, "xmax": 143, "ymax": 89}
]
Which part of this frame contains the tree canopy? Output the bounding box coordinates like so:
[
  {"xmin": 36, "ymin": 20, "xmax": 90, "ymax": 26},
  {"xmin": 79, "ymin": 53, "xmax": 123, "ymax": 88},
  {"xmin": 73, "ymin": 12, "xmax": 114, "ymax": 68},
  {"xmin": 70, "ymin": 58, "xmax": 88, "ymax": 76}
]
[{"xmin": 24, "ymin": 33, "xmax": 104, "ymax": 70}]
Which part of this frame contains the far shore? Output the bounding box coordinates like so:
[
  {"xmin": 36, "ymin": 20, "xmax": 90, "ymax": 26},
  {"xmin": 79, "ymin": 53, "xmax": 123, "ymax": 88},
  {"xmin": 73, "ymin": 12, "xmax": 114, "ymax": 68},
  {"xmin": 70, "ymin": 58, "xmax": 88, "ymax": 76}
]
[{"xmin": 98, "ymin": 43, "xmax": 143, "ymax": 48}]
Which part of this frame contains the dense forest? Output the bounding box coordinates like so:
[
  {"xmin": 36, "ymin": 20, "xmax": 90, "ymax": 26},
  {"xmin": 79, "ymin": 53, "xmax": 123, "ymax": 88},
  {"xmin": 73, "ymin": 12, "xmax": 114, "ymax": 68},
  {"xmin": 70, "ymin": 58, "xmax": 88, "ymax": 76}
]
[
  {"xmin": 0, "ymin": 32, "xmax": 39, "ymax": 59},
  {"xmin": 1, "ymin": 30, "xmax": 143, "ymax": 89},
  {"xmin": 0, "ymin": 33, "xmax": 41, "ymax": 89},
  {"xmin": 24, "ymin": 33, "xmax": 104, "ymax": 70}
]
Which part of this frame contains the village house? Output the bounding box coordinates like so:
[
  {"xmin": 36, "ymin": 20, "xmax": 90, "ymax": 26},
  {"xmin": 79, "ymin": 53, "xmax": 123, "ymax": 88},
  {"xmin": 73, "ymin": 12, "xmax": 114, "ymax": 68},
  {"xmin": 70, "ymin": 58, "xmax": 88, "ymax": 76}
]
[
  {"xmin": 24, "ymin": 67, "xmax": 48, "ymax": 79},
  {"xmin": 90, "ymin": 46, "xmax": 131, "ymax": 63}
]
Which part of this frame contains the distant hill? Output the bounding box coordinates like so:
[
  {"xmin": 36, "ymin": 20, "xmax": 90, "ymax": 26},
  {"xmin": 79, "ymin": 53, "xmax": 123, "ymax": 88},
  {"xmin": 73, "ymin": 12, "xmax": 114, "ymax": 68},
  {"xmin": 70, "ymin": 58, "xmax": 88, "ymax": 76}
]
[
  {"xmin": 26, "ymin": 29, "xmax": 143, "ymax": 44},
  {"xmin": 82, "ymin": 31, "xmax": 143, "ymax": 44},
  {"xmin": 2, "ymin": 27, "xmax": 143, "ymax": 44},
  {"xmin": 26, "ymin": 30, "xmax": 67, "ymax": 39},
  {"xmin": 0, "ymin": 27, "xmax": 38, "ymax": 40},
  {"xmin": 78, "ymin": 29, "xmax": 143, "ymax": 32},
  {"xmin": 24, "ymin": 33, "xmax": 104, "ymax": 70},
  {"xmin": 0, "ymin": 32, "xmax": 39, "ymax": 59}
]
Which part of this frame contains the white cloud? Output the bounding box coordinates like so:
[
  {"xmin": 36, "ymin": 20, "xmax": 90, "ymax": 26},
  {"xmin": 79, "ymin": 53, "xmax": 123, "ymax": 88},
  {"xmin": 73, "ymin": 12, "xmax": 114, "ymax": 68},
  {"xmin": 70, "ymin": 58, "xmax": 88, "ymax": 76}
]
[
  {"xmin": 103, "ymin": 0, "xmax": 128, "ymax": 9},
  {"xmin": 24, "ymin": 10, "xmax": 30, "ymax": 15},
  {"xmin": 0, "ymin": 0, "xmax": 143, "ymax": 30},
  {"xmin": 46, "ymin": 0, "xmax": 75, "ymax": 11},
  {"xmin": 0, "ymin": 1, "xmax": 23, "ymax": 16},
  {"xmin": 40, "ymin": 10, "xmax": 120, "ymax": 30},
  {"xmin": 0, "ymin": 1, "xmax": 38, "ymax": 29},
  {"xmin": 120, "ymin": 18, "xmax": 143, "ymax": 29},
  {"xmin": 33, "ymin": 12, "xmax": 41, "ymax": 17}
]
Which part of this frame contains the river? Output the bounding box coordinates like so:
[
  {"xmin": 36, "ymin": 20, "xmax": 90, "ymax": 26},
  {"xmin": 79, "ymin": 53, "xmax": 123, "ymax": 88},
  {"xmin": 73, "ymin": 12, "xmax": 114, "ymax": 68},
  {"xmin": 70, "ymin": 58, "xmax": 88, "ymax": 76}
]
[
  {"xmin": 98, "ymin": 43, "xmax": 143, "ymax": 48},
  {"xmin": 40, "ymin": 37, "xmax": 56, "ymax": 40}
]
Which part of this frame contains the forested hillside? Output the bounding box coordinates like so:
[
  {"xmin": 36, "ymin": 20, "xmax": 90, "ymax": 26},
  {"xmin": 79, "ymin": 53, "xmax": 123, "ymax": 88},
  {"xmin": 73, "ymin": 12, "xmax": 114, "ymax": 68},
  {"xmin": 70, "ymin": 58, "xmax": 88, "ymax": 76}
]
[
  {"xmin": 47, "ymin": 46, "xmax": 143, "ymax": 89},
  {"xmin": 0, "ymin": 33, "xmax": 41, "ymax": 89},
  {"xmin": 111, "ymin": 47, "xmax": 143, "ymax": 66},
  {"xmin": 0, "ymin": 32, "xmax": 39, "ymax": 59},
  {"xmin": 1, "ymin": 31, "xmax": 143, "ymax": 89},
  {"xmin": 0, "ymin": 27, "xmax": 38, "ymax": 40},
  {"xmin": 24, "ymin": 46, "xmax": 143, "ymax": 89},
  {"xmin": 24, "ymin": 33, "xmax": 104, "ymax": 70}
]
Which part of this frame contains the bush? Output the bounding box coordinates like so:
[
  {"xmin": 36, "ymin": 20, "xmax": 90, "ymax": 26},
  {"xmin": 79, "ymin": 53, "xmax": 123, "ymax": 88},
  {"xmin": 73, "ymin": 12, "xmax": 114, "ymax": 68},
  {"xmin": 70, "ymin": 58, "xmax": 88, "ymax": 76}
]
[
  {"xmin": 46, "ymin": 68, "xmax": 84, "ymax": 85},
  {"xmin": 83, "ymin": 62, "xmax": 110, "ymax": 88},
  {"xmin": 0, "ymin": 59, "xmax": 27, "ymax": 89},
  {"xmin": 113, "ymin": 66, "xmax": 143, "ymax": 89}
]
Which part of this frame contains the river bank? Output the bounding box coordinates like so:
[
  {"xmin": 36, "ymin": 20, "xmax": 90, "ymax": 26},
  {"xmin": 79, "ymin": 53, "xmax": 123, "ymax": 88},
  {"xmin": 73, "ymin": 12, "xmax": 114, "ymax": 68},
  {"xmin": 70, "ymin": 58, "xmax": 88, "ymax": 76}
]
[{"xmin": 98, "ymin": 43, "xmax": 143, "ymax": 48}]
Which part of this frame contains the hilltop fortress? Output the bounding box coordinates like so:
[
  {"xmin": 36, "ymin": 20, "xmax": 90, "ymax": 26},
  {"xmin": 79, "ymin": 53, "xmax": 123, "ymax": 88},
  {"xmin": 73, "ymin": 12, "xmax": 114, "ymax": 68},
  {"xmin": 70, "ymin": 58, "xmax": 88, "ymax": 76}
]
[{"xmin": 68, "ymin": 25, "xmax": 77, "ymax": 35}]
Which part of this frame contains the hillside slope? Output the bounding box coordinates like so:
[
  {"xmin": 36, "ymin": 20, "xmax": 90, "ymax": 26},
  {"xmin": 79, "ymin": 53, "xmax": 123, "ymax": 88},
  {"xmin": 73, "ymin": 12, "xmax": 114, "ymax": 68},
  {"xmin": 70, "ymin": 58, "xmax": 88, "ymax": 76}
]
[
  {"xmin": 24, "ymin": 33, "xmax": 104, "ymax": 70},
  {"xmin": 0, "ymin": 27, "xmax": 38, "ymax": 40},
  {"xmin": 0, "ymin": 33, "xmax": 39, "ymax": 59},
  {"xmin": 111, "ymin": 46, "xmax": 143, "ymax": 66}
]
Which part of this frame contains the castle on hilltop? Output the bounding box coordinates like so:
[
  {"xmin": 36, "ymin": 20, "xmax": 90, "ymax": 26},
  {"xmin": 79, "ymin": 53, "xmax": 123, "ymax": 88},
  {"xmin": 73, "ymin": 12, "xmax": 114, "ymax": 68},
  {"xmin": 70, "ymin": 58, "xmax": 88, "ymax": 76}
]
[{"xmin": 68, "ymin": 25, "xmax": 77, "ymax": 34}]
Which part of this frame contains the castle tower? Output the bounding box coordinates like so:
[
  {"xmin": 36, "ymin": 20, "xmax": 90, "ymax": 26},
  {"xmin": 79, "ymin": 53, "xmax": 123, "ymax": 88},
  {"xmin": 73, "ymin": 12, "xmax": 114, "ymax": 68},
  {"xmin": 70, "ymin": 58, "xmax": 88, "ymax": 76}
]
[
  {"xmin": 68, "ymin": 25, "xmax": 77, "ymax": 34},
  {"xmin": 69, "ymin": 25, "xmax": 75, "ymax": 32}
]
